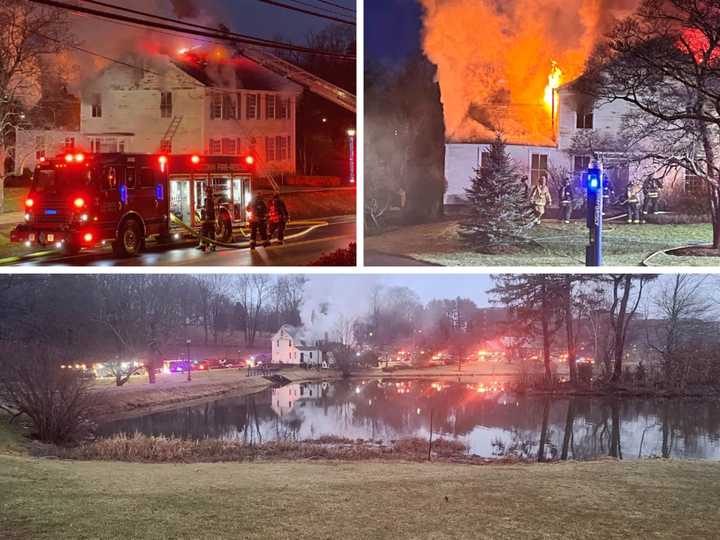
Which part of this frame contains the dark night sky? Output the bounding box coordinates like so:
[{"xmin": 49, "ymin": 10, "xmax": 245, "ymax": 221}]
[{"xmin": 365, "ymin": 0, "xmax": 422, "ymax": 64}]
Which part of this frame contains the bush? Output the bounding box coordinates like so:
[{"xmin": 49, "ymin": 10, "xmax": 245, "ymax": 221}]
[
  {"xmin": 311, "ymin": 242, "xmax": 356, "ymax": 266},
  {"xmin": 0, "ymin": 345, "xmax": 97, "ymax": 444}
]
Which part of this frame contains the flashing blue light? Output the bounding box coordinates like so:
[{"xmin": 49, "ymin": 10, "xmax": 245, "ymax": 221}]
[
  {"xmin": 119, "ymin": 184, "xmax": 128, "ymax": 204},
  {"xmin": 587, "ymin": 174, "xmax": 600, "ymax": 191},
  {"xmin": 44, "ymin": 209, "xmax": 58, "ymax": 215},
  {"xmin": 155, "ymin": 183, "xmax": 164, "ymax": 201}
]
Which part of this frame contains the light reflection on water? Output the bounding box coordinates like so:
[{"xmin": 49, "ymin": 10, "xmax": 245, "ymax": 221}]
[{"xmin": 99, "ymin": 379, "xmax": 720, "ymax": 460}]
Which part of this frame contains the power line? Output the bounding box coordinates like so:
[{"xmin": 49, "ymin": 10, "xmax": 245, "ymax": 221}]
[
  {"xmin": 310, "ymin": 0, "xmax": 355, "ymax": 14},
  {"xmin": 252, "ymin": 0, "xmax": 355, "ymax": 26},
  {"xmin": 283, "ymin": 0, "xmax": 353, "ymax": 18},
  {"xmin": 28, "ymin": 0, "xmax": 355, "ymax": 59},
  {"xmin": 77, "ymin": 0, "xmax": 296, "ymax": 51}
]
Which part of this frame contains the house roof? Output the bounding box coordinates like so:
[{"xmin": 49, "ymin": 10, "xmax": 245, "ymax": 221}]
[{"xmin": 172, "ymin": 51, "xmax": 302, "ymax": 93}]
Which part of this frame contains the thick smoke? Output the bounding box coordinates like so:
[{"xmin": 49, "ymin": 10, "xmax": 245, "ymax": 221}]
[
  {"xmin": 170, "ymin": 0, "xmax": 199, "ymax": 19},
  {"xmin": 419, "ymin": 0, "xmax": 639, "ymax": 142}
]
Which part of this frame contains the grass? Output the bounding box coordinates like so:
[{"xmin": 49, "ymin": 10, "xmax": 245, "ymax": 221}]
[
  {"xmin": 282, "ymin": 189, "xmax": 356, "ymax": 219},
  {"xmin": 1, "ymin": 454, "xmax": 719, "ymax": 539},
  {"xmin": 365, "ymin": 219, "xmax": 720, "ymax": 266},
  {"xmin": 2, "ymin": 187, "xmax": 27, "ymax": 214}
]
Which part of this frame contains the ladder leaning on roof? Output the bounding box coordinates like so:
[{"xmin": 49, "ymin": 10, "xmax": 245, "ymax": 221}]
[{"xmin": 239, "ymin": 46, "xmax": 356, "ymax": 113}]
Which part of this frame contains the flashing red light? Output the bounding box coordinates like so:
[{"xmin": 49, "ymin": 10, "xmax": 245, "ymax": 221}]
[
  {"xmin": 73, "ymin": 197, "xmax": 85, "ymax": 208},
  {"xmin": 39, "ymin": 156, "xmax": 46, "ymax": 163},
  {"xmin": 83, "ymin": 232, "xmax": 93, "ymax": 243},
  {"xmin": 25, "ymin": 198, "xmax": 34, "ymax": 208},
  {"xmin": 158, "ymin": 155, "xmax": 168, "ymax": 172},
  {"xmin": 65, "ymin": 154, "xmax": 74, "ymax": 163},
  {"xmin": 74, "ymin": 153, "xmax": 85, "ymax": 163},
  {"xmin": 191, "ymin": 155, "xmax": 200, "ymax": 164},
  {"xmin": 244, "ymin": 155, "xmax": 255, "ymax": 166}
]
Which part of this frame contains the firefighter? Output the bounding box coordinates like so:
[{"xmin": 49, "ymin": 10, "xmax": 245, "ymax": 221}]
[
  {"xmin": 530, "ymin": 175, "xmax": 552, "ymax": 224},
  {"xmin": 246, "ymin": 195, "xmax": 270, "ymax": 249},
  {"xmin": 559, "ymin": 176, "xmax": 574, "ymax": 224},
  {"xmin": 642, "ymin": 176, "xmax": 663, "ymax": 218},
  {"xmin": 602, "ymin": 174, "xmax": 615, "ymax": 215},
  {"xmin": 268, "ymin": 192, "xmax": 289, "ymax": 245},
  {"xmin": 197, "ymin": 185, "xmax": 216, "ymax": 252},
  {"xmin": 625, "ymin": 179, "xmax": 643, "ymax": 224}
]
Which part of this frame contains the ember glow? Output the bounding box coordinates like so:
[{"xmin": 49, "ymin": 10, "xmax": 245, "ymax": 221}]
[
  {"xmin": 419, "ymin": 0, "xmax": 639, "ymax": 144},
  {"xmin": 543, "ymin": 61, "xmax": 562, "ymax": 111}
]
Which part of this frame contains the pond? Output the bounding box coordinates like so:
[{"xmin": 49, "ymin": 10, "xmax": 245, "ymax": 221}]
[{"xmin": 98, "ymin": 379, "xmax": 720, "ymax": 460}]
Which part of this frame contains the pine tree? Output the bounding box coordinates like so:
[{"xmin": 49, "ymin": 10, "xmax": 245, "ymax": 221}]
[{"xmin": 458, "ymin": 135, "xmax": 533, "ymax": 252}]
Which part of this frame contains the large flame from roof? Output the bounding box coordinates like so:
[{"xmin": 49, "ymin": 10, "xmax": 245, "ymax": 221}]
[{"xmin": 419, "ymin": 0, "xmax": 639, "ymax": 144}]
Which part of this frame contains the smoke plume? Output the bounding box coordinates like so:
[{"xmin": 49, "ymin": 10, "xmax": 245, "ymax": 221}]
[{"xmin": 419, "ymin": 0, "xmax": 639, "ymax": 143}]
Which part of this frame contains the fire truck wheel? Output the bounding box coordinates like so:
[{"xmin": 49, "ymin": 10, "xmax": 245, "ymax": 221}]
[
  {"xmin": 114, "ymin": 218, "xmax": 143, "ymax": 257},
  {"xmin": 217, "ymin": 213, "xmax": 233, "ymax": 242},
  {"xmin": 64, "ymin": 240, "xmax": 81, "ymax": 256}
]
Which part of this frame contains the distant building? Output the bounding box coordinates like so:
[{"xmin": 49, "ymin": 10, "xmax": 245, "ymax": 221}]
[{"xmin": 271, "ymin": 324, "xmax": 334, "ymax": 367}]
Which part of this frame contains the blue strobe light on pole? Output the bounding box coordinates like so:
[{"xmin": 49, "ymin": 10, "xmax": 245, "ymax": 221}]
[{"xmin": 585, "ymin": 159, "xmax": 603, "ymax": 266}]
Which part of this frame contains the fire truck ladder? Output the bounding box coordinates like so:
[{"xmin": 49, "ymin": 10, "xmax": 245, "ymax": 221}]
[
  {"xmin": 161, "ymin": 115, "xmax": 183, "ymax": 150},
  {"xmin": 240, "ymin": 47, "xmax": 356, "ymax": 113}
]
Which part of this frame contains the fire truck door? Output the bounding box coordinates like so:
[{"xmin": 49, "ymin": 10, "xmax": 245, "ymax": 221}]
[
  {"xmin": 99, "ymin": 166, "xmax": 122, "ymax": 227},
  {"xmin": 169, "ymin": 178, "xmax": 192, "ymax": 226},
  {"xmin": 134, "ymin": 166, "xmax": 163, "ymax": 234}
]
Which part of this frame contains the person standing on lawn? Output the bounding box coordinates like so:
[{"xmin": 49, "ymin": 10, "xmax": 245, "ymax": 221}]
[
  {"xmin": 530, "ymin": 175, "xmax": 552, "ymax": 225},
  {"xmin": 625, "ymin": 179, "xmax": 644, "ymax": 224},
  {"xmin": 247, "ymin": 195, "xmax": 270, "ymax": 249},
  {"xmin": 559, "ymin": 176, "xmax": 575, "ymax": 224}
]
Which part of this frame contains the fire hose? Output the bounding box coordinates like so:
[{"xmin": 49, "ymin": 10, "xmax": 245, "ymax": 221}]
[{"xmin": 168, "ymin": 213, "xmax": 329, "ymax": 249}]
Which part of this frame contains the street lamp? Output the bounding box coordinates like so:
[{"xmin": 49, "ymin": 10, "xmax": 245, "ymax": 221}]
[
  {"xmin": 186, "ymin": 339, "xmax": 192, "ymax": 382},
  {"xmin": 346, "ymin": 128, "xmax": 356, "ymax": 184}
]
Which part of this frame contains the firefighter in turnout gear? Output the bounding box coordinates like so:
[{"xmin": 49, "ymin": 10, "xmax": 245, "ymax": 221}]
[
  {"xmin": 625, "ymin": 179, "xmax": 644, "ymax": 224},
  {"xmin": 559, "ymin": 176, "xmax": 574, "ymax": 223},
  {"xmin": 268, "ymin": 193, "xmax": 289, "ymax": 245},
  {"xmin": 530, "ymin": 176, "xmax": 552, "ymax": 225},
  {"xmin": 246, "ymin": 196, "xmax": 270, "ymax": 249},
  {"xmin": 198, "ymin": 185, "xmax": 216, "ymax": 252},
  {"xmin": 642, "ymin": 176, "xmax": 663, "ymax": 218},
  {"xmin": 602, "ymin": 174, "xmax": 615, "ymax": 214}
]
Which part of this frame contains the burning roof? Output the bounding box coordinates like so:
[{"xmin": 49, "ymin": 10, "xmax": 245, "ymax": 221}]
[{"xmin": 420, "ymin": 0, "xmax": 640, "ymax": 145}]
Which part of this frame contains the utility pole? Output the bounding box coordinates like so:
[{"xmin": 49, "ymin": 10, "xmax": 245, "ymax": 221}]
[{"xmin": 585, "ymin": 158, "xmax": 603, "ymax": 266}]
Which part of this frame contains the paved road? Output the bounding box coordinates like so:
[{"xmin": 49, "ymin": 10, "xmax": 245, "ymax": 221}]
[
  {"xmin": 5, "ymin": 215, "xmax": 355, "ymax": 267},
  {"xmin": 364, "ymin": 250, "xmax": 439, "ymax": 266}
]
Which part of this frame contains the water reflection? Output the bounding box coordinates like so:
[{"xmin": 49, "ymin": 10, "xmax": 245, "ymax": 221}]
[{"xmin": 99, "ymin": 380, "xmax": 720, "ymax": 460}]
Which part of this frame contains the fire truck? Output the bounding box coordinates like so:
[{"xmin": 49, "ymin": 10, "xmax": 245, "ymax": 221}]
[{"xmin": 11, "ymin": 152, "xmax": 256, "ymax": 257}]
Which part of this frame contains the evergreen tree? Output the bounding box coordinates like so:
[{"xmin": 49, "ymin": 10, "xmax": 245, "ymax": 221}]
[{"xmin": 458, "ymin": 135, "xmax": 533, "ymax": 251}]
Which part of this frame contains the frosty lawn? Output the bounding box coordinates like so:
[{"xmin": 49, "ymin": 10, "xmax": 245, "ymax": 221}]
[{"xmin": 365, "ymin": 220, "xmax": 719, "ymax": 266}]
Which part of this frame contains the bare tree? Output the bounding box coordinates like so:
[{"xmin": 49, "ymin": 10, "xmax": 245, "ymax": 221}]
[
  {"xmin": 583, "ymin": 0, "xmax": 720, "ymax": 247},
  {"xmin": 0, "ymin": 1, "xmax": 72, "ymax": 182},
  {"xmin": 234, "ymin": 275, "xmax": 272, "ymax": 346},
  {"xmin": 0, "ymin": 344, "xmax": 97, "ymax": 444}
]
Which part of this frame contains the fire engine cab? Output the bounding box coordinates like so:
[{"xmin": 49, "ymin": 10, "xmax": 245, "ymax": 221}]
[{"xmin": 11, "ymin": 152, "xmax": 256, "ymax": 257}]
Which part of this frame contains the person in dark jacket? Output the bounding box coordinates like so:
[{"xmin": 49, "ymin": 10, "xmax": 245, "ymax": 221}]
[
  {"xmin": 198, "ymin": 185, "xmax": 216, "ymax": 252},
  {"xmin": 268, "ymin": 193, "xmax": 289, "ymax": 245},
  {"xmin": 642, "ymin": 176, "xmax": 663, "ymax": 218},
  {"xmin": 559, "ymin": 176, "xmax": 574, "ymax": 223},
  {"xmin": 246, "ymin": 195, "xmax": 269, "ymax": 249}
]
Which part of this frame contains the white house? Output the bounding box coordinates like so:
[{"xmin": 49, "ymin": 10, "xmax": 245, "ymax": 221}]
[
  {"xmin": 270, "ymin": 381, "xmax": 330, "ymax": 417},
  {"xmin": 444, "ymin": 83, "xmax": 696, "ymax": 205},
  {"xmin": 15, "ymin": 49, "xmax": 301, "ymax": 177},
  {"xmin": 271, "ymin": 324, "xmax": 333, "ymax": 367}
]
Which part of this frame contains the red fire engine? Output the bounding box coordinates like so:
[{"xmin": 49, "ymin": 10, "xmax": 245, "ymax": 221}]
[{"xmin": 11, "ymin": 152, "xmax": 256, "ymax": 257}]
